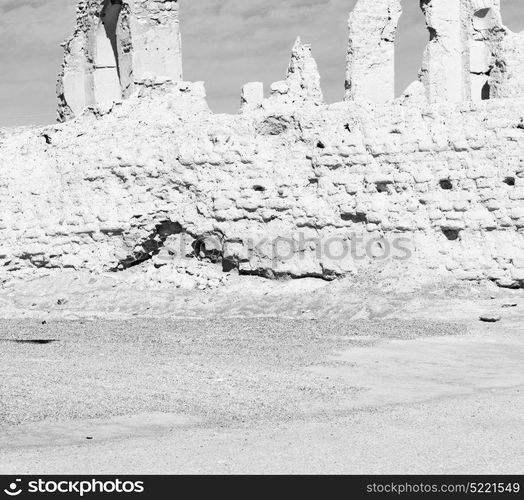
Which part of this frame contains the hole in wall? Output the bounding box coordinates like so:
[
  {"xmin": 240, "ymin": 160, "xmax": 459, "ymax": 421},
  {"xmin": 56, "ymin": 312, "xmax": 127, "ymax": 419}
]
[
  {"xmin": 504, "ymin": 176, "xmax": 516, "ymax": 186},
  {"xmin": 439, "ymin": 179, "xmax": 453, "ymax": 190},
  {"xmin": 375, "ymin": 182, "xmax": 391, "ymax": 193},
  {"xmin": 341, "ymin": 212, "xmax": 368, "ymax": 224},
  {"xmin": 253, "ymin": 185, "xmax": 266, "ymax": 192},
  {"xmin": 442, "ymin": 228, "xmax": 461, "ymax": 241},
  {"xmin": 481, "ymin": 81, "xmax": 491, "ymax": 100},
  {"xmin": 192, "ymin": 235, "xmax": 223, "ymax": 264},
  {"xmin": 222, "ymin": 258, "xmax": 238, "ymax": 273}
]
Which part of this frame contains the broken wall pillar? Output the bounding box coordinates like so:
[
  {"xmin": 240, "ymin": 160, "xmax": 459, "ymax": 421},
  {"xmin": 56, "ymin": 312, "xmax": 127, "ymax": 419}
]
[
  {"xmin": 345, "ymin": 0, "xmax": 402, "ymax": 104},
  {"xmin": 419, "ymin": 0, "xmax": 466, "ymax": 103},
  {"xmin": 469, "ymin": 0, "xmax": 524, "ymax": 100},
  {"xmin": 241, "ymin": 82, "xmax": 264, "ymax": 110},
  {"xmin": 57, "ymin": 35, "xmax": 90, "ymax": 121},
  {"xmin": 489, "ymin": 31, "xmax": 524, "ymax": 99},
  {"xmin": 127, "ymin": 0, "xmax": 183, "ymax": 84},
  {"xmin": 57, "ymin": 0, "xmax": 183, "ymax": 121},
  {"xmin": 464, "ymin": 0, "xmax": 504, "ymax": 102},
  {"xmin": 286, "ymin": 37, "xmax": 323, "ymax": 105}
]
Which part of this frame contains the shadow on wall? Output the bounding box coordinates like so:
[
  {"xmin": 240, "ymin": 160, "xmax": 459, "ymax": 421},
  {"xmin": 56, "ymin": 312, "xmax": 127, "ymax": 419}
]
[
  {"xmin": 100, "ymin": 0, "xmax": 123, "ymax": 76},
  {"xmin": 94, "ymin": 0, "xmax": 123, "ymax": 108}
]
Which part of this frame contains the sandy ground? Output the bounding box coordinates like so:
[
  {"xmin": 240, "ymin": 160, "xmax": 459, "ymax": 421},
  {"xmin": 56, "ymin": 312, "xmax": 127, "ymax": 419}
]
[{"xmin": 0, "ymin": 274, "xmax": 523, "ymax": 474}]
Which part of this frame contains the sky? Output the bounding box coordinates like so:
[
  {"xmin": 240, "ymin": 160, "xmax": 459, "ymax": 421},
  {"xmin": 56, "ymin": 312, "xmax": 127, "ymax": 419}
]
[{"xmin": 0, "ymin": 0, "xmax": 523, "ymax": 127}]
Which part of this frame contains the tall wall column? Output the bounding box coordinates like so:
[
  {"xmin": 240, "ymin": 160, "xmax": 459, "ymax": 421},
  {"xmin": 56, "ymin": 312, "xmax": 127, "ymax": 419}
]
[
  {"xmin": 345, "ymin": 0, "xmax": 402, "ymax": 104},
  {"xmin": 58, "ymin": 0, "xmax": 183, "ymax": 121},
  {"xmin": 419, "ymin": 0, "xmax": 467, "ymax": 103},
  {"xmin": 127, "ymin": 0, "xmax": 183, "ymax": 84}
]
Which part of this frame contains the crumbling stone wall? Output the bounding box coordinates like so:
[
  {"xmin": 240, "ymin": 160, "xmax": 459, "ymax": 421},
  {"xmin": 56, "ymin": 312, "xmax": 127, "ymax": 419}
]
[
  {"xmin": 57, "ymin": 0, "xmax": 182, "ymax": 121},
  {"xmin": 2, "ymin": 76, "xmax": 524, "ymax": 287}
]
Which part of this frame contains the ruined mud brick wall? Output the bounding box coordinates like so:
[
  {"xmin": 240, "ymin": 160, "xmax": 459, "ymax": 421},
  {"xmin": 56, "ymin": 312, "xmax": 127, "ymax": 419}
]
[
  {"xmin": 2, "ymin": 76, "xmax": 524, "ymax": 287},
  {"xmin": 1, "ymin": 0, "xmax": 524, "ymax": 287}
]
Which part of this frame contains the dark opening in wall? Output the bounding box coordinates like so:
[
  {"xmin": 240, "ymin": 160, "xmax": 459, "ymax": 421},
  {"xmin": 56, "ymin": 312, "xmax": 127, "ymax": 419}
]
[
  {"xmin": 253, "ymin": 185, "xmax": 266, "ymax": 192},
  {"xmin": 341, "ymin": 212, "xmax": 368, "ymax": 224},
  {"xmin": 192, "ymin": 234, "xmax": 223, "ymax": 263},
  {"xmin": 504, "ymin": 176, "xmax": 516, "ymax": 186},
  {"xmin": 481, "ymin": 82, "xmax": 491, "ymax": 100},
  {"xmin": 440, "ymin": 179, "xmax": 453, "ymax": 190},
  {"xmin": 442, "ymin": 228, "xmax": 461, "ymax": 241},
  {"xmin": 375, "ymin": 182, "xmax": 391, "ymax": 193}
]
